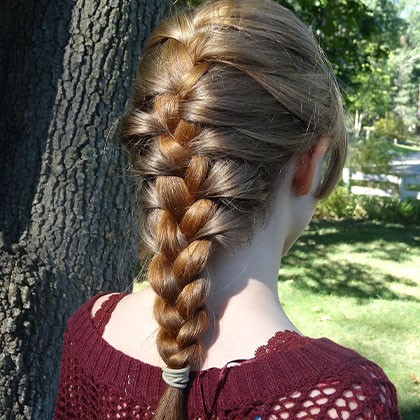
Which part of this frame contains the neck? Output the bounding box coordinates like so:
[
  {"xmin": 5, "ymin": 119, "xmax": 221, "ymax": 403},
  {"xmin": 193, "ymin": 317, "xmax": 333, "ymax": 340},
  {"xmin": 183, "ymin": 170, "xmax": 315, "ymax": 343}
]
[{"xmin": 199, "ymin": 192, "xmax": 301, "ymax": 364}]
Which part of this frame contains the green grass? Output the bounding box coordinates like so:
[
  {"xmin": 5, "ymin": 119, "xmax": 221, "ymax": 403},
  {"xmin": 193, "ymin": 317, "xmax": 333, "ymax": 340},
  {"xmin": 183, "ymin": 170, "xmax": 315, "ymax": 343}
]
[
  {"xmin": 279, "ymin": 219, "xmax": 420, "ymax": 420},
  {"xmin": 388, "ymin": 142, "xmax": 420, "ymax": 154},
  {"xmin": 405, "ymin": 135, "xmax": 420, "ymax": 147}
]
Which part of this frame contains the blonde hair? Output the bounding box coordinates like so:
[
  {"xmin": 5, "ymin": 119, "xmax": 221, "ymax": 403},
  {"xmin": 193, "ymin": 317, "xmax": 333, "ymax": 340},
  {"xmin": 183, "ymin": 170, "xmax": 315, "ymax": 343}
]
[{"xmin": 119, "ymin": 0, "xmax": 347, "ymax": 418}]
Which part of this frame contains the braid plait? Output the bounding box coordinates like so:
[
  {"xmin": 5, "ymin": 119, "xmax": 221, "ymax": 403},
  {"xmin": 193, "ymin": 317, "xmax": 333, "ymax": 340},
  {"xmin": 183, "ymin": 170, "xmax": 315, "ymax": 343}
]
[
  {"xmin": 118, "ymin": 2, "xmax": 348, "ymax": 418},
  {"xmin": 145, "ymin": 35, "xmax": 217, "ymax": 371}
]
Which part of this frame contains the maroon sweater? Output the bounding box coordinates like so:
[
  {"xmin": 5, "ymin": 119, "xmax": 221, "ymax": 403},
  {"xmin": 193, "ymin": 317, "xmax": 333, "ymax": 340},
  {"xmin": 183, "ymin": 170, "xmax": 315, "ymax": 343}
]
[{"xmin": 54, "ymin": 292, "xmax": 401, "ymax": 419}]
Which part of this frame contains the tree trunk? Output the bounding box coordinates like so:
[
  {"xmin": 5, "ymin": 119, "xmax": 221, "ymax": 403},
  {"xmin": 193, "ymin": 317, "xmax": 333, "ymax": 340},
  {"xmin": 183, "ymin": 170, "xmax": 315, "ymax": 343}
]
[
  {"xmin": 0, "ymin": 0, "xmax": 170, "ymax": 418},
  {"xmin": 354, "ymin": 109, "xmax": 367, "ymax": 138}
]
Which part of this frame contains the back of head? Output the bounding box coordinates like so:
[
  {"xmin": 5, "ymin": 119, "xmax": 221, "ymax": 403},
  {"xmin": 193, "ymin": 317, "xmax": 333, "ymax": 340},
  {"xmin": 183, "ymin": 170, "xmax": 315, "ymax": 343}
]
[{"xmin": 119, "ymin": 0, "xmax": 347, "ymax": 418}]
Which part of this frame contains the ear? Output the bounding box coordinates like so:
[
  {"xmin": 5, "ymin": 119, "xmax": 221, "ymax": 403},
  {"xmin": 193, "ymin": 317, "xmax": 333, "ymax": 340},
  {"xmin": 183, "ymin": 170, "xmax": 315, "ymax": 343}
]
[{"xmin": 292, "ymin": 136, "xmax": 331, "ymax": 196}]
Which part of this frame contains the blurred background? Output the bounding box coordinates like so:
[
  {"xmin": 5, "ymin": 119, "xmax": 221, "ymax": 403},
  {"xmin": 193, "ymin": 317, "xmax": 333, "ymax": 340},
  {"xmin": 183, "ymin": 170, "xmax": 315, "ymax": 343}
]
[{"xmin": 0, "ymin": 0, "xmax": 419, "ymax": 419}]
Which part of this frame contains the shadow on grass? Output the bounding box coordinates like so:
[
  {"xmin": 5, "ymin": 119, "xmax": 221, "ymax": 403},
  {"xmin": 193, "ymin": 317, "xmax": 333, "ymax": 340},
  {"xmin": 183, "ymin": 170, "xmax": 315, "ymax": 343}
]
[
  {"xmin": 400, "ymin": 404, "xmax": 420, "ymax": 420},
  {"xmin": 279, "ymin": 219, "xmax": 420, "ymax": 304}
]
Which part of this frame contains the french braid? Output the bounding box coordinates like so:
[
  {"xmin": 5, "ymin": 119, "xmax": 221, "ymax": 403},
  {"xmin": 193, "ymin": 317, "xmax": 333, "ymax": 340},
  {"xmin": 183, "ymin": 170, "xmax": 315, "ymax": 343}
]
[
  {"xmin": 124, "ymin": 15, "xmax": 221, "ymax": 419},
  {"xmin": 149, "ymin": 91, "xmax": 215, "ymax": 370},
  {"xmin": 119, "ymin": 0, "xmax": 347, "ymax": 418}
]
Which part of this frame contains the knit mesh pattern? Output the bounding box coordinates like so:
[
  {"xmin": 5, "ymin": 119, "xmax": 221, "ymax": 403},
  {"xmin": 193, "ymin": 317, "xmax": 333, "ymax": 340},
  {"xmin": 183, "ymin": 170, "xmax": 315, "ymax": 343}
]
[{"xmin": 54, "ymin": 293, "xmax": 401, "ymax": 420}]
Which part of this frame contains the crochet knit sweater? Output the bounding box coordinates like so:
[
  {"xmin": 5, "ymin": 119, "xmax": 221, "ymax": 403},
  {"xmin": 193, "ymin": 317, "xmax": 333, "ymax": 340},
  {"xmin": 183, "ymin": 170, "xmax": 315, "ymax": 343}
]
[{"xmin": 54, "ymin": 292, "xmax": 401, "ymax": 420}]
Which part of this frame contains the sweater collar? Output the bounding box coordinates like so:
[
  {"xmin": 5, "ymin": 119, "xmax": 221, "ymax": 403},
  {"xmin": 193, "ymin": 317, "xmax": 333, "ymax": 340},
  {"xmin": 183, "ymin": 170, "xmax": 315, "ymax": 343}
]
[{"xmin": 66, "ymin": 292, "xmax": 364, "ymax": 418}]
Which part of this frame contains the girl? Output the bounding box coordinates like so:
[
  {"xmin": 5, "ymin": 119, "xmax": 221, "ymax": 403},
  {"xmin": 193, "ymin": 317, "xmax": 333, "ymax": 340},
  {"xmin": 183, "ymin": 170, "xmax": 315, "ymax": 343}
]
[{"xmin": 54, "ymin": 0, "xmax": 401, "ymax": 419}]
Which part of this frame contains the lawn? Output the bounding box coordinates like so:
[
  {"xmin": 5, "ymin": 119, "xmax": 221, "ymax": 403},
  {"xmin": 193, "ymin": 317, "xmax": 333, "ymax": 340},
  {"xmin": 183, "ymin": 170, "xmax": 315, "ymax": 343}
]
[
  {"xmin": 134, "ymin": 219, "xmax": 420, "ymax": 419},
  {"xmin": 388, "ymin": 142, "xmax": 420, "ymax": 154},
  {"xmin": 278, "ymin": 219, "xmax": 420, "ymax": 420}
]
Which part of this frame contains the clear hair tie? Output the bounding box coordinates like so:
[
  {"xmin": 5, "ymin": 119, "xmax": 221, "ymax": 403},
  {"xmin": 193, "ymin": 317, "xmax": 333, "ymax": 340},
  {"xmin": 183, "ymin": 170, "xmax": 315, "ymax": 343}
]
[{"xmin": 161, "ymin": 365, "xmax": 191, "ymax": 389}]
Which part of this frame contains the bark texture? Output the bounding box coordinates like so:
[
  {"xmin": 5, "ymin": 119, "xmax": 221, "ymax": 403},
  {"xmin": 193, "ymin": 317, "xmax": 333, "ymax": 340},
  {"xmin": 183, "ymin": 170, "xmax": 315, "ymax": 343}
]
[{"xmin": 0, "ymin": 0, "xmax": 170, "ymax": 418}]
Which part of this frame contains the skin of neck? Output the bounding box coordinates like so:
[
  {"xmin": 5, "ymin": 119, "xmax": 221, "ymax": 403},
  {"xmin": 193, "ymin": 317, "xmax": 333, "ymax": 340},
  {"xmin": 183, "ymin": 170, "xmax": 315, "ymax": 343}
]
[{"xmin": 199, "ymin": 148, "xmax": 326, "ymax": 359}]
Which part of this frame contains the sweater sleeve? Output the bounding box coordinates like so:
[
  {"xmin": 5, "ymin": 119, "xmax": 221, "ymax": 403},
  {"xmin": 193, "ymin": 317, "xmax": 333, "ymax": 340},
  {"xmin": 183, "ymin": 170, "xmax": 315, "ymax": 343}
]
[
  {"xmin": 263, "ymin": 359, "xmax": 401, "ymax": 420},
  {"xmin": 353, "ymin": 360, "xmax": 400, "ymax": 420}
]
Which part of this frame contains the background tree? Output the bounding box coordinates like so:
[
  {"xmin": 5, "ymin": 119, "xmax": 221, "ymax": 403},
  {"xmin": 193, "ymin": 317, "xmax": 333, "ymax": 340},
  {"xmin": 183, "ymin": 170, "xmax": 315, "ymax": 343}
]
[
  {"xmin": 344, "ymin": 0, "xmax": 404, "ymax": 137},
  {"xmin": 347, "ymin": 58, "xmax": 395, "ymax": 137},
  {"xmin": 0, "ymin": 0, "xmax": 170, "ymax": 418},
  {"xmin": 279, "ymin": 0, "xmax": 404, "ymax": 88},
  {"xmin": 392, "ymin": 0, "xmax": 420, "ymax": 144}
]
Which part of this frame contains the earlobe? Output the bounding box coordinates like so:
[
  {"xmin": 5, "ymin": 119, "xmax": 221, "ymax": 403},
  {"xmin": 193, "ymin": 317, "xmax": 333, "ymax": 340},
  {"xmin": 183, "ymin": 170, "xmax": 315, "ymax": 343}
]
[{"xmin": 292, "ymin": 136, "xmax": 331, "ymax": 196}]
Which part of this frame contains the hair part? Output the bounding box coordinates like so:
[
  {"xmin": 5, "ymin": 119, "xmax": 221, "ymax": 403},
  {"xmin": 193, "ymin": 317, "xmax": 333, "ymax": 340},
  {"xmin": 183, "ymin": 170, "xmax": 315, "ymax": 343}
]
[{"xmin": 119, "ymin": 0, "xmax": 347, "ymax": 418}]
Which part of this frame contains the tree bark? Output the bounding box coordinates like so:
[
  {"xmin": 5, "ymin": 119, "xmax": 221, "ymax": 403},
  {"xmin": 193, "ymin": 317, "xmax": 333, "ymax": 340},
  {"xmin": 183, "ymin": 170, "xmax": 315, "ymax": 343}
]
[{"xmin": 0, "ymin": 0, "xmax": 170, "ymax": 418}]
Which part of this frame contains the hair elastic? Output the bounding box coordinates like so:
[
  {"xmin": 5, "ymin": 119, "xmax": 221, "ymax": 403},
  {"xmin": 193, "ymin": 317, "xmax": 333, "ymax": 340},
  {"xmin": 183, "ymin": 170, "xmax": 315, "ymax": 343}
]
[{"xmin": 161, "ymin": 365, "xmax": 191, "ymax": 389}]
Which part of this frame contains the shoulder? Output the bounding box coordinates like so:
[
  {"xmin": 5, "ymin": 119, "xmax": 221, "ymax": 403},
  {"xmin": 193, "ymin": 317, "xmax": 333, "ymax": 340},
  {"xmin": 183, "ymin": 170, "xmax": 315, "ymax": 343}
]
[
  {"xmin": 64, "ymin": 292, "xmax": 119, "ymax": 329},
  {"xmin": 304, "ymin": 338, "xmax": 401, "ymax": 418},
  {"xmin": 88, "ymin": 287, "xmax": 155, "ymax": 330},
  {"xmin": 216, "ymin": 336, "xmax": 401, "ymax": 419},
  {"xmin": 322, "ymin": 363, "xmax": 400, "ymax": 419},
  {"xmin": 64, "ymin": 287, "xmax": 154, "ymax": 327},
  {"xmin": 90, "ymin": 292, "xmax": 120, "ymax": 319},
  {"xmin": 311, "ymin": 336, "xmax": 395, "ymax": 386}
]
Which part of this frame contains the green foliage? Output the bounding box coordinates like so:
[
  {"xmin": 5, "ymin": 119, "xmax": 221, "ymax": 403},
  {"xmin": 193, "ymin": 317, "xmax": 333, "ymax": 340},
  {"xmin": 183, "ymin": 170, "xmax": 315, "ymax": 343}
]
[
  {"xmin": 348, "ymin": 135, "xmax": 393, "ymax": 173},
  {"xmin": 374, "ymin": 112, "xmax": 407, "ymax": 140},
  {"xmin": 360, "ymin": 195, "xmax": 420, "ymax": 223},
  {"xmin": 315, "ymin": 186, "xmax": 420, "ymax": 224},
  {"xmin": 391, "ymin": 0, "xmax": 420, "ymax": 134},
  {"xmin": 315, "ymin": 185, "xmax": 358, "ymax": 219},
  {"xmin": 276, "ymin": 0, "xmax": 404, "ymax": 87},
  {"xmin": 392, "ymin": 48, "xmax": 420, "ymax": 132},
  {"xmin": 346, "ymin": 58, "xmax": 395, "ymax": 119}
]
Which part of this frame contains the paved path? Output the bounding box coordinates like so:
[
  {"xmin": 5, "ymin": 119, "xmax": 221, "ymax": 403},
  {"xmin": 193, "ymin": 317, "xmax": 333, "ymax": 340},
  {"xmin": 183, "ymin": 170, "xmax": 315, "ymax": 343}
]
[{"xmin": 390, "ymin": 152, "xmax": 420, "ymax": 176}]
